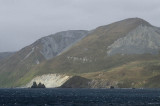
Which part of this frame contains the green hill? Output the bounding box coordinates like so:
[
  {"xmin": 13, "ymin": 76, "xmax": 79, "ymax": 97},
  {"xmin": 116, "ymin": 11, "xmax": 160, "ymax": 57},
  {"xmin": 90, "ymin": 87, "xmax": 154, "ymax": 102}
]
[
  {"xmin": 0, "ymin": 30, "xmax": 88, "ymax": 87},
  {"xmin": 17, "ymin": 18, "xmax": 160, "ymax": 88},
  {"xmin": 1, "ymin": 18, "xmax": 160, "ymax": 88}
]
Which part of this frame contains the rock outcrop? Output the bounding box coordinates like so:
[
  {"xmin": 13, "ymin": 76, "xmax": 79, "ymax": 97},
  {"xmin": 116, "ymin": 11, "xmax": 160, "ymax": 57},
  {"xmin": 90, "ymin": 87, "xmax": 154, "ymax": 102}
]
[
  {"xmin": 60, "ymin": 76, "xmax": 91, "ymax": 88},
  {"xmin": 25, "ymin": 74, "xmax": 70, "ymax": 88},
  {"xmin": 107, "ymin": 25, "xmax": 160, "ymax": 55},
  {"xmin": 31, "ymin": 82, "xmax": 46, "ymax": 88},
  {"xmin": 38, "ymin": 30, "xmax": 89, "ymax": 60},
  {"xmin": 89, "ymin": 79, "xmax": 118, "ymax": 88},
  {"xmin": 60, "ymin": 76, "xmax": 118, "ymax": 88}
]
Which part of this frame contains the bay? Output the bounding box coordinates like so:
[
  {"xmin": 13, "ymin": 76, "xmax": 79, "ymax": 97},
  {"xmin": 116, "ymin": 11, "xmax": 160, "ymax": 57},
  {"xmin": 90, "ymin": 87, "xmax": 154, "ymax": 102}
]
[{"xmin": 0, "ymin": 88, "xmax": 160, "ymax": 106}]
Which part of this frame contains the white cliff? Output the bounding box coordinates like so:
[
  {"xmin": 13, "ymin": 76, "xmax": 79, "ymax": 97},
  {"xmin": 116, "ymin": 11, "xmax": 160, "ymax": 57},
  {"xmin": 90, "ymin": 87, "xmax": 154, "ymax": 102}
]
[{"xmin": 25, "ymin": 74, "xmax": 71, "ymax": 88}]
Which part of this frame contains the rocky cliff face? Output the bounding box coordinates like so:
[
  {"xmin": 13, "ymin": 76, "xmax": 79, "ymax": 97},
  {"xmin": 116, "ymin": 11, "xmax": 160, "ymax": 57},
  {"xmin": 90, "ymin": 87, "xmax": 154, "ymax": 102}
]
[
  {"xmin": 107, "ymin": 25, "xmax": 160, "ymax": 55},
  {"xmin": 25, "ymin": 74, "xmax": 70, "ymax": 88},
  {"xmin": 60, "ymin": 76, "xmax": 91, "ymax": 88},
  {"xmin": 20, "ymin": 30, "xmax": 89, "ymax": 62},
  {"xmin": 59, "ymin": 76, "xmax": 119, "ymax": 88},
  {"xmin": 37, "ymin": 30, "xmax": 89, "ymax": 60}
]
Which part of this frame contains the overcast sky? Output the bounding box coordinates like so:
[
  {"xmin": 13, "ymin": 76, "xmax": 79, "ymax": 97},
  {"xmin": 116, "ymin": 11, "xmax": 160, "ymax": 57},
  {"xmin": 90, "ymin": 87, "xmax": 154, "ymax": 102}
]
[{"xmin": 0, "ymin": 0, "xmax": 160, "ymax": 52}]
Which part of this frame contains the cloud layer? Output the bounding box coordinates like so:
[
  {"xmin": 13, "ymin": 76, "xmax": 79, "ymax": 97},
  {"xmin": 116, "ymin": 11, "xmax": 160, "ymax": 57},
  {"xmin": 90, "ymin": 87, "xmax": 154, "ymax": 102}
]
[{"xmin": 0, "ymin": 0, "xmax": 160, "ymax": 52}]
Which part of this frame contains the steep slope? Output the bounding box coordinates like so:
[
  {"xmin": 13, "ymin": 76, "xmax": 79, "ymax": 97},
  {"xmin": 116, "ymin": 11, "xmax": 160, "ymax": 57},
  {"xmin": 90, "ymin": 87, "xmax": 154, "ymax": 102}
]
[
  {"xmin": 36, "ymin": 30, "xmax": 89, "ymax": 60},
  {"xmin": 0, "ymin": 30, "xmax": 88, "ymax": 87},
  {"xmin": 107, "ymin": 25, "xmax": 160, "ymax": 55},
  {"xmin": 23, "ymin": 18, "xmax": 160, "ymax": 88},
  {"xmin": 60, "ymin": 76, "xmax": 91, "ymax": 88}
]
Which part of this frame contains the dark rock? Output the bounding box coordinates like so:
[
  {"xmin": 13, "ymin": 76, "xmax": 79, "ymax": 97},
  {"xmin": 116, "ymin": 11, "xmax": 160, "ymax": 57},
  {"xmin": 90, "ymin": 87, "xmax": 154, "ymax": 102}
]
[
  {"xmin": 110, "ymin": 86, "xmax": 114, "ymax": 89},
  {"xmin": 60, "ymin": 76, "xmax": 91, "ymax": 88},
  {"xmin": 31, "ymin": 82, "xmax": 46, "ymax": 88}
]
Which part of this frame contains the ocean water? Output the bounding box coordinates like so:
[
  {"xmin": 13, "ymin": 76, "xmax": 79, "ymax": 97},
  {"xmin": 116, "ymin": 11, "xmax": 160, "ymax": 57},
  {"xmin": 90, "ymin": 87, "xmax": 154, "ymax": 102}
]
[{"xmin": 0, "ymin": 88, "xmax": 160, "ymax": 106}]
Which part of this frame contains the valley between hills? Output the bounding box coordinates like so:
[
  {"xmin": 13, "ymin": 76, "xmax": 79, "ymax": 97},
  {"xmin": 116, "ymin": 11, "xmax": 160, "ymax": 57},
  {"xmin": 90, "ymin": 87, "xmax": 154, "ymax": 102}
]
[{"xmin": 1, "ymin": 18, "xmax": 160, "ymax": 88}]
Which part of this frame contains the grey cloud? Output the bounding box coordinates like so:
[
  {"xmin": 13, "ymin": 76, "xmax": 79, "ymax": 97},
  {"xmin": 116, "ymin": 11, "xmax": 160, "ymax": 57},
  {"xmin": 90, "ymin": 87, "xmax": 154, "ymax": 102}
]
[{"xmin": 0, "ymin": 0, "xmax": 160, "ymax": 52}]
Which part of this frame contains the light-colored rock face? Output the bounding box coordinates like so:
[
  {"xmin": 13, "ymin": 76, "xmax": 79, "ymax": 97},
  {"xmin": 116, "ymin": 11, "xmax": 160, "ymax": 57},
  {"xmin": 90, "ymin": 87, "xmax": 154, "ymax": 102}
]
[
  {"xmin": 40, "ymin": 30, "xmax": 88, "ymax": 60},
  {"xmin": 25, "ymin": 74, "xmax": 71, "ymax": 88},
  {"xmin": 20, "ymin": 30, "xmax": 88, "ymax": 64},
  {"xmin": 107, "ymin": 25, "xmax": 160, "ymax": 55}
]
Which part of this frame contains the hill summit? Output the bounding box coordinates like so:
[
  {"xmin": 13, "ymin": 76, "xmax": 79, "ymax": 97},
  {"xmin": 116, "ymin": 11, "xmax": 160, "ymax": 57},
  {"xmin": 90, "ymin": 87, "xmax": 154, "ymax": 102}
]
[{"xmin": 1, "ymin": 18, "xmax": 160, "ymax": 88}]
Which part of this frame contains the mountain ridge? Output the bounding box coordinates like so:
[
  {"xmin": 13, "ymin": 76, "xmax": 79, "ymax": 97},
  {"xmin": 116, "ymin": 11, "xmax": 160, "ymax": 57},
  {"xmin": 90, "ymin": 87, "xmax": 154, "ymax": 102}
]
[
  {"xmin": 1, "ymin": 18, "xmax": 160, "ymax": 88},
  {"xmin": 0, "ymin": 30, "xmax": 88, "ymax": 87},
  {"xmin": 24, "ymin": 18, "xmax": 160, "ymax": 88}
]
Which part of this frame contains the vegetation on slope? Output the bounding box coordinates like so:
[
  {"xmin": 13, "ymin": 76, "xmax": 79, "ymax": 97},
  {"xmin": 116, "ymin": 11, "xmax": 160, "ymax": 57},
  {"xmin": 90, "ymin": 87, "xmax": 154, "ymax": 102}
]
[
  {"xmin": 17, "ymin": 18, "xmax": 160, "ymax": 88},
  {"xmin": 82, "ymin": 58, "xmax": 160, "ymax": 88},
  {"xmin": 1, "ymin": 18, "xmax": 160, "ymax": 88}
]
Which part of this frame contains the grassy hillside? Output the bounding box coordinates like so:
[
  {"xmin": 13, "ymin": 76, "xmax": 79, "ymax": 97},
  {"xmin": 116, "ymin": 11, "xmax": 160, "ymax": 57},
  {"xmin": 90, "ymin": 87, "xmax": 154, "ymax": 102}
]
[
  {"xmin": 82, "ymin": 58, "xmax": 160, "ymax": 88},
  {"xmin": 16, "ymin": 18, "xmax": 160, "ymax": 88},
  {"xmin": 0, "ymin": 45, "xmax": 45, "ymax": 87},
  {"xmin": 0, "ymin": 30, "xmax": 88, "ymax": 87},
  {"xmin": 17, "ymin": 54, "xmax": 160, "ymax": 88},
  {"xmin": 1, "ymin": 18, "xmax": 160, "ymax": 88}
]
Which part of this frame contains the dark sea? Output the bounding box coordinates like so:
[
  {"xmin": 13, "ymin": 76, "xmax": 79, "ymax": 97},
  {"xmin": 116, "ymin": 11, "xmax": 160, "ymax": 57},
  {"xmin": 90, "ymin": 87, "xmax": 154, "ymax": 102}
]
[{"xmin": 0, "ymin": 88, "xmax": 160, "ymax": 106}]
